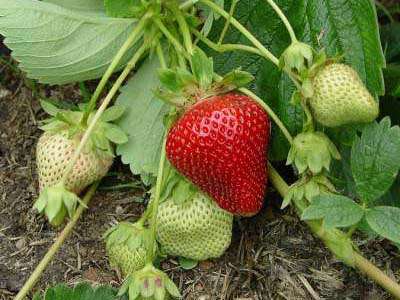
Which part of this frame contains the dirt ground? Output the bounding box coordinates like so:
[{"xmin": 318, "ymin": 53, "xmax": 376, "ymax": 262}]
[{"xmin": 0, "ymin": 46, "xmax": 399, "ymax": 300}]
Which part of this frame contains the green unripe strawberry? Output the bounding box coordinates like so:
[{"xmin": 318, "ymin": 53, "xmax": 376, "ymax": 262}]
[
  {"xmin": 104, "ymin": 222, "xmax": 153, "ymax": 277},
  {"xmin": 37, "ymin": 131, "xmax": 112, "ymax": 194},
  {"xmin": 156, "ymin": 191, "xmax": 233, "ymax": 261},
  {"xmin": 34, "ymin": 102, "xmax": 127, "ymax": 226},
  {"xmin": 119, "ymin": 264, "xmax": 181, "ymax": 300},
  {"xmin": 309, "ymin": 63, "xmax": 379, "ymax": 127}
]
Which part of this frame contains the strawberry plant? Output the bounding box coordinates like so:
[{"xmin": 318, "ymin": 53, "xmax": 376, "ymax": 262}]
[{"xmin": 1, "ymin": 0, "xmax": 400, "ymax": 299}]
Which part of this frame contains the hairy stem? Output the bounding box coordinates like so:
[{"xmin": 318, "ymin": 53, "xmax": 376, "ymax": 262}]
[
  {"xmin": 154, "ymin": 19, "xmax": 190, "ymax": 61},
  {"xmin": 179, "ymin": 0, "xmax": 197, "ymax": 11},
  {"xmin": 14, "ymin": 183, "xmax": 99, "ymax": 300},
  {"xmin": 200, "ymin": 0, "xmax": 279, "ymax": 66},
  {"xmin": 199, "ymin": 0, "xmax": 303, "ymax": 86},
  {"xmin": 218, "ymin": 0, "xmax": 239, "ymax": 45},
  {"xmin": 147, "ymin": 136, "xmax": 168, "ymax": 263},
  {"xmin": 192, "ymin": 28, "xmax": 262, "ymax": 55},
  {"xmin": 82, "ymin": 14, "xmax": 151, "ymax": 122},
  {"xmin": 61, "ymin": 43, "xmax": 150, "ymax": 184},
  {"xmin": 173, "ymin": 4, "xmax": 194, "ymax": 55},
  {"xmin": 156, "ymin": 44, "xmax": 167, "ymax": 69},
  {"xmin": 267, "ymin": 163, "xmax": 400, "ymax": 299},
  {"xmin": 264, "ymin": 0, "xmax": 297, "ymax": 42}
]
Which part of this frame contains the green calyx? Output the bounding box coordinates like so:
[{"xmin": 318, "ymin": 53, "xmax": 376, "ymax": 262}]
[
  {"xmin": 118, "ymin": 263, "xmax": 181, "ymax": 300},
  {"xmin": 157, "ymin": 48, "xmax": 253, "ymax": 107},
  {"xmin": 281, "ymin": 175, "xmax": 336, "ymax": 209},
  {"xmin": 104, "ymin": 221, "xmax": 155, "ymax": 277},
  {"xmin": 287, "ymin": 132, "xmax": 341, "ymax": 174},
  {"xmin": 39, "ymin": 100, "xmax": 128, "ymax": 158},
  {"xmin": 280, "ymin": 41, "xmax": 314, "ymax": 74},
  {"xmin": 34, "ymin": 182, "xmax": 83, "ymax": 226}
]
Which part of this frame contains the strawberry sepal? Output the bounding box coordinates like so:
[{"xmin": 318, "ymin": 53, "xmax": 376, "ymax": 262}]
[
  {"xmin": 280, "ymin": 41, "xmax": 314, "ymax": 73},
  {"xmin": 282, "ymin": 174, "xmax": 337, "ymax": 209},
  {"xmin": 287, "ymin": 132, "xmax": 341, "ymax": 174},
  {"xmin": 118, "ymin": 263, "xmax": 181, "ymax": 300},
  {"xmin": 34, "ymin": 182, "xmax": 80, "ymax": 226}
]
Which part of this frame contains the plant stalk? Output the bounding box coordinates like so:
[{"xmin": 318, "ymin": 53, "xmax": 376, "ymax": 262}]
[
  {"xmin": 264, "ymin": 0, "xmax": 297, "ymax": 42},
  {"xmin": 14, "ymin": 183, "xmax": 99, "ymax": 300},
  {"xmin": 173, "ymin": 4, "xmax": 194, "ymax": 55},
  {"xmin": 267, "ymin": 163, "xmax": 400, "ymax": 299},
  {"xmin": 82, "ymin": 14, "xmax": 151, "ymax": 122},
  {"xmin": 218, "ymin": 0, "xmax": 238, "ymax": 45},
  {"xmin": 200, "ymin": 0, "xmax": 280, "ymax": 67},
  {"xmin": 147, "ymin": 136, "xmax": 168, "ymax": 263},
  {"xmin": 192, "ymin": 28, "xmax": 263, "ymax": 56},
  {"xmin": 61, "ymin": 43, "xmax": 150, "ymax": 184}
]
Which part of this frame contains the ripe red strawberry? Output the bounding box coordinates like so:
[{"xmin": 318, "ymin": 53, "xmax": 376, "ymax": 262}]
[{"xmin": 166, "ymin": 93, "xmax": 270, "ymax": 216}]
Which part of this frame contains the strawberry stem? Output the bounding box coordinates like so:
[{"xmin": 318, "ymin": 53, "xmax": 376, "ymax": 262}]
[
  {"xmin": 14, "ymin": 183, "xmax": 99, "ymax": 300},
  {"xmin": 191, "ymin": 28, "xmax": 263, "ymax": 56},
  {"xmin": 199, "ymin": 0, "xmax": 302, "ymax": 92},
  {"xmin": 200, "ymin": 0, "xmax": 280, "ymax": 66},
  {"xmin": 156, "ymin": 43, "xmax": 167, "ymax": 69},
  {"xmin": 264, "ymin": 0, "xmax": 298, "ymax": 43},
  {"xmin": 82, "ymin": 13, "xmax": 151, "ymax": 124},
  {"xmin": 60, "ymin": 41, "xmax": 153, "ymax": 185},
  {"xmin": 217, "ymin": 0, "xmax": 239, "ymax": 45},
  {"xmin": 268, "ymin": 163, "xmax": 400, "ymax": 298},
  {"xmin": 172, "ymin": 4, "xmax": 194, "ymax": 55},
  {"xmin": 147, "ymin": 134, "xmax": 168, "ymax": 263}
]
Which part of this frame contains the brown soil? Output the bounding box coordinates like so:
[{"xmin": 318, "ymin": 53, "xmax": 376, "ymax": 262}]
[{"xmin": 0, "ymin": 49, "xmax": 399, "ymax": 300}]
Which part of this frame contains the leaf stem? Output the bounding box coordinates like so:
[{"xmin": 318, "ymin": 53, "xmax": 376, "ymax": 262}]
[
  {"xmin": 82, "ymin": 14, "xmax": 151, "ymax": 123},
  {"xmin": 153, "ymin": 19, "xmax": 190, "ymax": 61},
  {"xmin": 61, "ymin": 43, "xmax": 150, "ymax": 184},
  {"xmin": 268, "ymin": 163, "xmax": 400, "ymax": 299},
  {"xmin": 353, "ymin": 253, "xmax": 400, "ymax": 298},
  {"xmin": 264, "ymin": 0, "xmax": 297, "ymax": 43},
  {"xmin": 375, "ymin": 1, "xmax": 395, "ymax": 24},
  {"xmin": 179, "ymin": 0, "xmax": 197, "ymax": 11},
  {"xmin": 173, "ymin": 4, "xmax": 194, "ymax": 55},
  {"xmin": 156, "ymin": 44, "xmax": 167, "ymax": 69},
  {"xmin": 14, "ymin": 183, "xmax": 99, "ymax": 300},
  {"xmin": 200, "ymin": 0, "xmax": 279, "ymax": 67},
  {"xmin": 218, "ymin": 0, "xmax": 238, "ymax": 45},
  {"xmin": 147, "ymin": 135, "xmax": 168, "ymax": 263},
  {"xmin": 192, "ymin": 28, "xmax": 262, "ymax": 56}
]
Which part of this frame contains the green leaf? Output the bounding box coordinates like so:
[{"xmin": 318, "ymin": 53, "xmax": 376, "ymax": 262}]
[
  {"xmin": 103, "ymin": 123, "xmax": 129, "ymax": 144},
  {"xmin": 329, "ymin": 145, "xmax": 357, "ymax": 197},
  {"xmin": 43, "ymin": 0, "xmax": 105, "ymax": 13},
  {"xmin": 104, "ymin": 0, "xmax": 145, "ymax": 18},
  {"xmin": 34, "ymin": 282, "xmax": 121, "ymax": 300},
  {"xmin": 158, "ymin": 69, "xmax": 185, "ymax": 93},
  {"xmin": 301, "ymin": 194, "xmax": 364, "ymax": 229},
  {"xmin": 206, "ymin": 0, "xmax": 385, "ymax": 160},
  {"xmin": 191, "ymin": 48, "xmax": 214, "ymax": 90},
  {"xmin": 351, "ymin": 118, "xmax": 400, "ymax": 205},
  {"xmin": 101, "ymin": 105, "xmax": 126, "ymax": 122},
  {"xmin": 40, "ymin": 100, "xmax": 61, "ymax": 116},
  {"xmin": 178, "ymin": 257, "xmax": 198, "ymax": 270},
  {"xmin": 116, "ymin": 57, "xmax": 170, "ymax": 185},
  {"xmin": 0, "ymin": 0, "xmax": 138, "ymax": 84},
  {"xmin": 365, "ymin": 206, "xmax": 400, "ymax": 244},
  {"xmin": 376, "ymin": 175, "xmax": 400, "ymax": 208}
]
